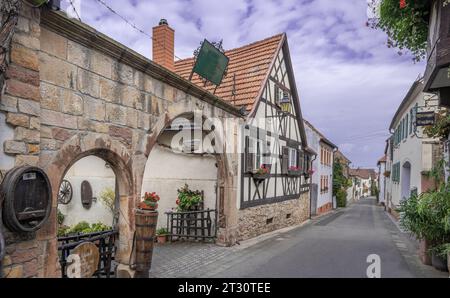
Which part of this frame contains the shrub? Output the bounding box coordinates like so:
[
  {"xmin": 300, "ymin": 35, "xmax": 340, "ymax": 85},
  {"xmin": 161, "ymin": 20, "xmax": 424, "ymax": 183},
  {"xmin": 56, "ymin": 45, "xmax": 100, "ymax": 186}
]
[
  {"xmin": 58, "ymin": 221, "xmax": 112, "ymax": 237},
  {"xmin": 157, "ymin": 228, "xmax": 169, "ymax": 235},
  {"xmin": 399, "ymin": 186, "xmax": 450, "ymax": 247},
  {"xmin": 57, "ymin": 209, "xmax": 65, "ymax": 225},
  {"xmin": 336, "ymin": 189, "xmax": 347, "ymax": 208},
  {"xmin": 99, "ymin": 187, "xmax": 115, "ymax": 214}
]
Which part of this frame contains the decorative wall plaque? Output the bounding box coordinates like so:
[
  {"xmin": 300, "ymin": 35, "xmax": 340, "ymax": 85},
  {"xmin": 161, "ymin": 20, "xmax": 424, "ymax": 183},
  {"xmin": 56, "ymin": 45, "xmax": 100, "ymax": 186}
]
[{"xmin": 80, "ymin": 180, "xmax": 93, "ymax": 209}]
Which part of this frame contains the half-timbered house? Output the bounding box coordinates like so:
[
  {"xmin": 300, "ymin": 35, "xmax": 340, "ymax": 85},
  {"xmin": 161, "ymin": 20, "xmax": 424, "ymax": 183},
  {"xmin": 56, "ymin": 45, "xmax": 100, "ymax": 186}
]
[{"xmin": 175, "ymin": 33, "xmax": 312, "ymax": 241}]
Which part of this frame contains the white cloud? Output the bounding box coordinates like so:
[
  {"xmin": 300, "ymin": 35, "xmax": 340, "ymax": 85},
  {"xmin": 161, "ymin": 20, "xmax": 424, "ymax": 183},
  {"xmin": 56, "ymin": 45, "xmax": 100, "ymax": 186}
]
[{"xmin": 72, "ymin": 0, "xmax": 424, "ymax": 168}]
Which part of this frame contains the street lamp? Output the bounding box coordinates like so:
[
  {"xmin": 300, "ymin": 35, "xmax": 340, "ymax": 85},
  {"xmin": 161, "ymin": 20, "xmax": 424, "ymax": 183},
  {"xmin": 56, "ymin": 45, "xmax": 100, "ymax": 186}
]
[{"xmin": 278, "ymin": 92, "xmax": 291, "ymax": 113}]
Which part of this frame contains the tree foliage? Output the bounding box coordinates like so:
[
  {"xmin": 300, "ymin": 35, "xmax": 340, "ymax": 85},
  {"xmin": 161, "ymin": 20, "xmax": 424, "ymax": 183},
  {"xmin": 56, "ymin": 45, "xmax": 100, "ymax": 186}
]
[
  {"xmin": 333, "ymin": 159, "xmax": 351, "ymax": 207},
  {"xmin": 368, "ymin": 0, "xmax": 430, "ymax": 62}
]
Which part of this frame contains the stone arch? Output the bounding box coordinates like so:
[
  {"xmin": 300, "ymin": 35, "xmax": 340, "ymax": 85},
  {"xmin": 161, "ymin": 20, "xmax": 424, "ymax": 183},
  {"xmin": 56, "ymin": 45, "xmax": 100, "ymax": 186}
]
[
  {"xmin": 41, "ymin": 132, "xmax": 136, "ymax": 276},
  {"xmin": 140, "ymin": 104, "xmax": 238, "ymax": 245}
]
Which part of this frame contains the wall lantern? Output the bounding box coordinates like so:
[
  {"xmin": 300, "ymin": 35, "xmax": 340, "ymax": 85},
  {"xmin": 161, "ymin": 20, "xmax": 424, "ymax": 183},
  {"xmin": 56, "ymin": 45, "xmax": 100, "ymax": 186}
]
[
  {"xmin": 278, "ymin": 93, "xmax": 291, "ymax": 113},
  {"xmin": 1, "ymin": 166, "xmax": 52, "ymax": 233}
]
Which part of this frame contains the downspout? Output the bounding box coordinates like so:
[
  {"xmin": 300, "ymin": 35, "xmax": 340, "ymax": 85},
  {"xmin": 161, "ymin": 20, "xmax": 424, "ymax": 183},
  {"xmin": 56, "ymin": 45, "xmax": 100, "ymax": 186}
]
[
  {"xmin": 309, "ymin": 153, "xmax": 317, "ymax": 219},
  {"xmin": 332, "ymin": 147, "xmax": 338, "ymax": 210}
]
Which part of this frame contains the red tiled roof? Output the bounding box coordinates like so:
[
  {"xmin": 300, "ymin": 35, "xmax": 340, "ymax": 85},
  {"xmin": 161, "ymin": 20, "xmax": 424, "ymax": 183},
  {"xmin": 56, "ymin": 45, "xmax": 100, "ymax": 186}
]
[
  {"xmin": 377, "ymin": 155, "xmax": 387, "ymax": 164},
  {"xmin": 349, "ymin": 168, "xmax": 377, "ymax": 180},
  {"xmin": 174, "ymin": 34, "xmax": 284, "ymax": 111}
]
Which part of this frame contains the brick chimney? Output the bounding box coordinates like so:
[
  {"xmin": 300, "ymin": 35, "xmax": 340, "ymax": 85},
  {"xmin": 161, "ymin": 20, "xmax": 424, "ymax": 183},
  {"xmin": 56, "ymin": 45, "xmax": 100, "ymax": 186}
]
[{"xmin": 152, "ymin": 19, "xmax": 175, "ymax": 72}]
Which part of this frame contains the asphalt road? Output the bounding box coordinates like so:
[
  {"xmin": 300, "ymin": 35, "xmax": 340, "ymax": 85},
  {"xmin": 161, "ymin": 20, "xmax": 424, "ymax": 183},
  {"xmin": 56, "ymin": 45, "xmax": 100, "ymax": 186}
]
[{"xmin": 209, "ymin": 197, "xmax": 446, "ymax": 278}]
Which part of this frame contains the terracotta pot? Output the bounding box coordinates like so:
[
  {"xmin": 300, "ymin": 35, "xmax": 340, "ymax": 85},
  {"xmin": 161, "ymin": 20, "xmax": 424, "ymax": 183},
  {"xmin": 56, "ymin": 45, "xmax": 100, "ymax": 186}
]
[
  {"xmin": 157, "ymin": 235, "xmax": 167, "ymax": 244},
  {"xmin": 419, "ymin": 239, "xmax": 432, "ymax": 266}
]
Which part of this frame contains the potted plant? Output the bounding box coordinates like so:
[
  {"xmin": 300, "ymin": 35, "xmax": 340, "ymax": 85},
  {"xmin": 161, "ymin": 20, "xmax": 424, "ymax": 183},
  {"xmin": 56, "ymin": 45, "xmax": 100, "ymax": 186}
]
[
  {"xmin": 304, "ymin": 169, "xmax": 314, "ymax": 179},
  {"xmin": 156, "ymin": 228, "xmax": 169, "ymax": 244},
  {"xmin": 138, "ymin": 192, "xmax": 160, "ymax": 211},
  {"xmin": 429, "ymin": 245, "xmax": 449, "ymax": 272},
  {"xmin": 251, "ymin": 165, "xmax": 271, "ymax": 180},
  {"xmin": 288, "ymin": 165, "xmax": 302, "ymax": 176},
  {"xmin": 176, "ymin": 184, "xmax": 203, "ymax": 212},
  {"xmin": 441, "ymin": 243, "xmax": 450, "ymax": 273}
]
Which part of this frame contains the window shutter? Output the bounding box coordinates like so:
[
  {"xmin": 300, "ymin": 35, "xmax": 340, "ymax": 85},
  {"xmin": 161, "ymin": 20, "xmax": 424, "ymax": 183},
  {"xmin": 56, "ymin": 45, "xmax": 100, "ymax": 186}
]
[
  {"xmin": 245, "ymin": 136, "xmax": 255, "ymax": 173},
  {"xmin": 298, "ymin": 150, "xmax": 303, "ymax": 172},
  {"xmin": 282, "ymin": 146, "xmax": 289, "ymax": 174}
]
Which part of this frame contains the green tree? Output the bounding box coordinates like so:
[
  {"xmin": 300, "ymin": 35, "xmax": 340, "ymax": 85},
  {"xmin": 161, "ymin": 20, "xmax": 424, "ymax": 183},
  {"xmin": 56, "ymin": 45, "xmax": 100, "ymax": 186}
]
[
  {"xmin": 333, "ymin": 159, "xmax": 351, "ymax": 207},
  {"xmin": 368, "ymin": 0, "xmax": 430, "ymax": 62}
]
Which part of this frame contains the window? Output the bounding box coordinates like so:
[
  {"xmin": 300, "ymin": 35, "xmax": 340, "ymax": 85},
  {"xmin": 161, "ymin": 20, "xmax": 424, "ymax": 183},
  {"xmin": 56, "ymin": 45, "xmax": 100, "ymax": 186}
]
[
  {"xmin": 321, "ymin": 175, "xmax": 329, "ymax": 193},
  {"xmin": 392, "ymin": 162, "xmax": 400, "ymax": 183},
  {"xmin": 289, "ymin": 148, "xmax": 298, "ymax": 169},
  {"xmin": 405, "ymin": 114, "xmax": 409, "ymax": 139},
  {"xmin": 410, "ymin": 109, "xmax": 414, "ymax": 134},
  {"xmin": 245, "ymin": 136, "xmax": 267, "ymax": 172}
]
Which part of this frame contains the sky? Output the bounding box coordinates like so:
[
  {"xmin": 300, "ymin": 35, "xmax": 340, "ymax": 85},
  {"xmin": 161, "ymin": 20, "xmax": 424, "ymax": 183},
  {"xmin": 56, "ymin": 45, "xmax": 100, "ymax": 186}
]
[{"xmin": 64, "ymin": 0, "xmax": 426, "ymax": 169}]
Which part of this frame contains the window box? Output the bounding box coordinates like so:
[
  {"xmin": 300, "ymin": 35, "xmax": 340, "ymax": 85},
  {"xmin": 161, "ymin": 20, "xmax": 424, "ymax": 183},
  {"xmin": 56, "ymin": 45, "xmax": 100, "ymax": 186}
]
[
  {"xmin": 288, "ymin": 166, "xmax": 302, "ymax": 176},
  {"xmin": 251, "ymin": 164, "xmax": 271, "ymax": 181}
]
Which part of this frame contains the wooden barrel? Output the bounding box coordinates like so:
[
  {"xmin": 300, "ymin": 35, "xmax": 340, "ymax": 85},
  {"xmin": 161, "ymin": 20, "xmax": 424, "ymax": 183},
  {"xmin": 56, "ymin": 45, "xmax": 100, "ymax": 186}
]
[{"xmin": 134, "ymin": 209, "xmax": 158, "ymax": 278}]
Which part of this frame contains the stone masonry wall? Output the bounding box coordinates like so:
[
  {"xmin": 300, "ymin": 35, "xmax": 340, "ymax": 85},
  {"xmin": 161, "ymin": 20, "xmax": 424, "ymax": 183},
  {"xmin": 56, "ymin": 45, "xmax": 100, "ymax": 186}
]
[
  {"xmin": 1, "ymin": 4, "xmax": 44, "ymax": 278},
  {"xmin": 237, "ymin": 194, "xmax": 310, "ymax": 241},
  {"xmin": 0, "ymin": 6, "xmax": 240, "ymax": 278}
]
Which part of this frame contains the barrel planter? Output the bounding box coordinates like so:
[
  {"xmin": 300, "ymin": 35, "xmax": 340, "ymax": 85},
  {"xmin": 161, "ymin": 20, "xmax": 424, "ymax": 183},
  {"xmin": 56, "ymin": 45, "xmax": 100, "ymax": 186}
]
[{"xmin": 134, "ymin": 209, "xmax": 158, "ymax": 278}]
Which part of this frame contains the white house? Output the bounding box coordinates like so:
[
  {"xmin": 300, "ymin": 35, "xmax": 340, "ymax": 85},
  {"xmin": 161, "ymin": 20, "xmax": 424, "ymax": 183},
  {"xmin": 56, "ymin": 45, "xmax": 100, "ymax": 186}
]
[
  {"xmin": 377, "ymin": 155, "xmax": 386, "ymax": 206},
  {"xmin": 349, "ymin": 168, "xmax": 377, "ymax": 199},
  {"xmin": 304, "ymin": 120, "xmax": 337, "ymax": 215},
  {"xmin": 387, "ymin": 79, "xmax": 442, "ymax": 217}
]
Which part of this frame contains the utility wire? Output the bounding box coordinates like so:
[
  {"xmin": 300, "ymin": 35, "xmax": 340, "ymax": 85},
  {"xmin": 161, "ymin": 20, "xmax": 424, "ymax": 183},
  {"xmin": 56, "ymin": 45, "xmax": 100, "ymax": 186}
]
[
  {"xmin": 67, "ymin": 0, "xmax": 82, "ymax": 22},
  {"xmin": 94, "ymin": 0, "xmax": 183, "ymax": 61}
]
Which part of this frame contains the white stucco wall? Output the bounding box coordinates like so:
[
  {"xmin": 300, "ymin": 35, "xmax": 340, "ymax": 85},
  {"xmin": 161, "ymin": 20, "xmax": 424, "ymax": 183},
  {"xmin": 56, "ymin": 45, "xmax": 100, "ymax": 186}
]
[
  {"xmin": 390, "ymin": 90, "xmax": 437, "ymax": 208},
  {"xmin": 58, "ymin": 156, "xmax": 115, "ymax": 227},
  {"xmin": 142, "ymin": 144, "xmax": 217, "ymax": 229},
  {"xmin": 378, "ymin": 162, "xmax": 386, "ymax": 204},
  {"xmin": 305, "ymin": 123, "xmax": 333, "ymax": 210}
]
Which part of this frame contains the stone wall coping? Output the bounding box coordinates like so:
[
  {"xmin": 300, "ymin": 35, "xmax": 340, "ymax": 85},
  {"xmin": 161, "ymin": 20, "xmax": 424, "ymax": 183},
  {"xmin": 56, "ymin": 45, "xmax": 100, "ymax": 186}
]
[{"xmin": 40, "ymin": 9, "xmax": 243, "ymax": 118}]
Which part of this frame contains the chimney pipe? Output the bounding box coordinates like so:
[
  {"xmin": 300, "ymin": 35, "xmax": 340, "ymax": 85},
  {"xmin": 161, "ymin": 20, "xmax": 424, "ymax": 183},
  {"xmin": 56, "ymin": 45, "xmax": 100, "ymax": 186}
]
[{"xmin": 152, "ymin": 19, "xmax": 175, "ymax": 72}]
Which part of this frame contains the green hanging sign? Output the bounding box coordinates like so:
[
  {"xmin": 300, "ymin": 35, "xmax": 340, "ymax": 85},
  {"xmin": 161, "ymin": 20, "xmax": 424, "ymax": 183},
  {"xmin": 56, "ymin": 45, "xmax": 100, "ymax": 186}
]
[{"xmin": 191, "ymin": 39, "xmax": 229, "ymax": 86}]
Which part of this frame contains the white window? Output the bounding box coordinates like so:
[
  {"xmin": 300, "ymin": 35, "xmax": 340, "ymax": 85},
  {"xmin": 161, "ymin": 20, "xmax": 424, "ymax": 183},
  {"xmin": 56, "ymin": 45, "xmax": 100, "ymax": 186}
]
[
  {"xmin": 248, "ymin": 137, "xmax": 268, "ymax": 171},
  {"xmin": 288, "ymin": 148, "xmax": 298, "ymax": 169}
]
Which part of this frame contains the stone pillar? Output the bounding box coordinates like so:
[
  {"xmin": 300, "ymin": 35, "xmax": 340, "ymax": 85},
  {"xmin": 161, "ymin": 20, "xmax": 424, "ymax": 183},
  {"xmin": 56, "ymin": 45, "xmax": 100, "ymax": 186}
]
[{"xmin": 0, "ymin": 3, "xmax": 47, "ymax": 278}]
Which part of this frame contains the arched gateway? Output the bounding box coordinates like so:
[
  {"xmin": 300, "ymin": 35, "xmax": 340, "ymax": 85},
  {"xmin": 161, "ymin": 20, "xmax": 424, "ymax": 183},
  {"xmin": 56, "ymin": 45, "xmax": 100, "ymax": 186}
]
[{"xmin": 0, "ymin": 4, "xmax": 241, "ymax": 278}]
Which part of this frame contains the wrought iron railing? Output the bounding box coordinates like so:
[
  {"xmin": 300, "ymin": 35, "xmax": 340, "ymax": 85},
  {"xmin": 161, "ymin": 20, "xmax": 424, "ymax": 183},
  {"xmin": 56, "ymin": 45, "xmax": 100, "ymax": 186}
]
[
  {"xmin": 166, "ymin": 209, "xmax": 217, "ymax": 242},
  {"xmin": 57, "ymin": 229, "xmax": 118, "ymax": 278}
]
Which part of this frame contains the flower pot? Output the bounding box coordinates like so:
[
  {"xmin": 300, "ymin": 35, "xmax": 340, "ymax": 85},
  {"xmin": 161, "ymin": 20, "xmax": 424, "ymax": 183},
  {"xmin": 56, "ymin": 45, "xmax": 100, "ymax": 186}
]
[
  {"xmin": 419, "ymin": 239, "xmax": 432, "ymax": 265},
  {"xmin": 157, "ymin": 235, "xmax": 167, "ymax": 244},
  {"xmin": 431, "ymin": 252, "xmax": 448, "ymax": 272}
]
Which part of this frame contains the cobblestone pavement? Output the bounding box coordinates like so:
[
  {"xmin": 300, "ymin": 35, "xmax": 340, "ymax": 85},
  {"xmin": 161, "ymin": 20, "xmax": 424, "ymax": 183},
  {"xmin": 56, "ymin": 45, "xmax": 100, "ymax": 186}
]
[{"xmin": 149, "ymin": 242, "xmax": 239, "ymax": 278}]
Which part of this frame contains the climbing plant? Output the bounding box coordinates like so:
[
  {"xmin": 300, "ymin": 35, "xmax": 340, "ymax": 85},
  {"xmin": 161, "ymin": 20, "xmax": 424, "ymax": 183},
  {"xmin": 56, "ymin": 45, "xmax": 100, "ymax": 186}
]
[
  {"xmin": 333, "ymin": 159, "xmax": 351, "ymax": 207},
  {"xmin": 368, "ymin": 0, "xmax": 430, "ymax": 62}
]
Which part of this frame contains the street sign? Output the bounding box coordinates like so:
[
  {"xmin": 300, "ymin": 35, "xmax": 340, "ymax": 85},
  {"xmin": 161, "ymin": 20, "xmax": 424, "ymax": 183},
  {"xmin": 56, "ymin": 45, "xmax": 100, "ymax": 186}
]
[
  {"xmin": 192, "ymin": 39, "xmax": 229, "ymax": 86},
  {"xmin": 416, "ymin": 111, "xmax": 435, "ymax": 126}
]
